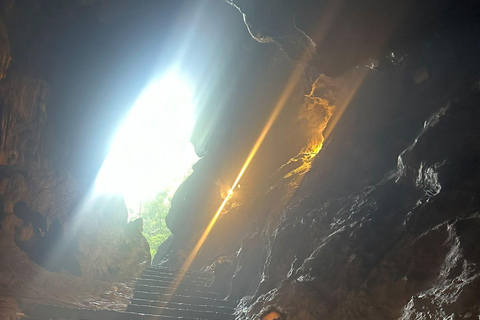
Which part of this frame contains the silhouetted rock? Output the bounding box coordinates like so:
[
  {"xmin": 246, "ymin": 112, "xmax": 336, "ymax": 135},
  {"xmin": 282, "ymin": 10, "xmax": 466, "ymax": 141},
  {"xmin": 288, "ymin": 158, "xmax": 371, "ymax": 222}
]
[{"xmin": 229, "ymin": 0, "xmax": 479, "ymax": 77}]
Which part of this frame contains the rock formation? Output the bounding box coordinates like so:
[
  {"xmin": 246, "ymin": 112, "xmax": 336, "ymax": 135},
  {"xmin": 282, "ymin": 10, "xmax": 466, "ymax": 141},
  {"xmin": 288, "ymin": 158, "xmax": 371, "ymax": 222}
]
[
  {"xmin": 0, "ymin": 1, "xmax": 479, "ymax": 320},
  {"xmin": 154, "ymin": 1, "xmax": 480, "ymax": 319}
]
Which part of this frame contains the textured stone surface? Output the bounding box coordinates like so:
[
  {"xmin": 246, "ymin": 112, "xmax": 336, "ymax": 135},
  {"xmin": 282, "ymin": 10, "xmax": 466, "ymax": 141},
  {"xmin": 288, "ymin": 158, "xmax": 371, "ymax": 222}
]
[
  {"xmin": 200, "ymin": 87, "xmax": 480, "ymax": 320},
  {"xmin": 75, "ymin": 216, "xmax": 150, "ymax": 279},
  {"xmin": 0, "ymin": 0, "xmax": 150, "ymax": 296},
  {"xmin": 228, "ymin": 0, "xmax": 477, "ymax": 77},
  {"xmin": 154, "ymin": 9, "xmax": 480, "ymax": 319},
  {"xmin": 0, "ymin": 169, "xmax": 150, "ymax": 279},
  {"xmin": 0, "ymin": 16, "xmax": 11, "ymax": 80},
  {"xmin": 0, "ymin": 72, "xmax": 49, "ymax": 168},
  {"xmin": 0, "ymin": 168, "xmax": 78, "ymax": 239}
]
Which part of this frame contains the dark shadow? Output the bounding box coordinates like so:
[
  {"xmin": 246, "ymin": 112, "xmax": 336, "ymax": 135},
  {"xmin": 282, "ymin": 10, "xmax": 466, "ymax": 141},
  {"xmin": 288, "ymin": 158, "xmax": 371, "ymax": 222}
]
[
  {"xmin": 14, "ymin": 201, "xmax": 82, "ymax": 276},
  {"xmin": 14, "ymin": 201, "xmax": 47, "ymax": 234}
]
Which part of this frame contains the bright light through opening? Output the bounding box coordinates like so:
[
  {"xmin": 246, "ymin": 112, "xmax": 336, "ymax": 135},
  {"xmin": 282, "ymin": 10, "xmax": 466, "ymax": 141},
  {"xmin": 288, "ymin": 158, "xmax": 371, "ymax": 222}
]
[{"xmin": 94, "ymin": 71, "xmax": 198, "ymax": 218}]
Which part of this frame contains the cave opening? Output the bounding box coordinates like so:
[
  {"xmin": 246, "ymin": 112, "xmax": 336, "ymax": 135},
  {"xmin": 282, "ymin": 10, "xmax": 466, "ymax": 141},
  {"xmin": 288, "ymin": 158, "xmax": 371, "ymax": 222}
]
[
  {"xmin": 1, "ymin": 0, "xmax": 480, "ymax": 319},
  {"xmin": 94, "ymin": 70, "xmax": 198, "ymax": 254}
]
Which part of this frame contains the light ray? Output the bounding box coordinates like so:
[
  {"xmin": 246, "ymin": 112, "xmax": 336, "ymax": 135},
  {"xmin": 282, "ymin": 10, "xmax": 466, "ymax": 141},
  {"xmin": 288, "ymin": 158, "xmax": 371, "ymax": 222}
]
[
  {"xmin": 166, "ymin": 46, "xmax": 315, "ymax": 298},
  {"xmin": 170, "ymin": 0, "xmax": 341, "ymax": 286},
  {"xmin": 162, "ymin": 0, "xmax": 398, "ymax": 299}
]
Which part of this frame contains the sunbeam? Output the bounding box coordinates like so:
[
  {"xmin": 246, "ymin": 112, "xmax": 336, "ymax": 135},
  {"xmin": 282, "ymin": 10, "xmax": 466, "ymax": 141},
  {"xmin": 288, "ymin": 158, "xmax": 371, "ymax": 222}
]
[
  {"xmin": 167, "ymin": 45, "xmax": 317, "ymax": 297},
  {"xmin": 94, "ymin": 70, "xmax": 198, "ymax": 217}
]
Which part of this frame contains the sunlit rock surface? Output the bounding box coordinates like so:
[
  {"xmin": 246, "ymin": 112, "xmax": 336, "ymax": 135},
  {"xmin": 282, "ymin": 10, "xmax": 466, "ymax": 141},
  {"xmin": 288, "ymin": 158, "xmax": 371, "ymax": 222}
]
[
  {"xmin": 154, "ymin": 4, "xmax": 480, "ymax": 319},
  {"xmin": 160, "ymin": 78, "xmax": 480, "ymax": 319},
  {"xmin": 235, "ymin": 98, "xmax": 480, "ymax": 319}
]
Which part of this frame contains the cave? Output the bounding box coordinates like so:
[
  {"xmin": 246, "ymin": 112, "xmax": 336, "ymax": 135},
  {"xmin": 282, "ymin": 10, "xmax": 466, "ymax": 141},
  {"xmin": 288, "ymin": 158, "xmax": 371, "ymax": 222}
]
[{"xmin": 1, "ymin": 1, "xmax": 480, "ymax": 319}]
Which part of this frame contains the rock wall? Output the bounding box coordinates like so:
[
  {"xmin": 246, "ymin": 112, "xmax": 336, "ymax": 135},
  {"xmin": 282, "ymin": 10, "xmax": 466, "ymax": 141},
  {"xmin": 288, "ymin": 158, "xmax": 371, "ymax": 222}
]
[
  {"xmin": 232, "ymin": 96, "xmax": 480, "ymax": 319},
  {"xmin": 0, "ymin": 1, "xmax": 478, "ymax": 319},
  {"xmin": 154, "ymin": 1, "xmax": 480, "ymax": 319},
  {"xmin": 0, "ymin": 71, "xmax": 48, "ymax": 168},
  {"xmin": 0, "ymin": 0, "xmax": 150, "ymax": 298}
]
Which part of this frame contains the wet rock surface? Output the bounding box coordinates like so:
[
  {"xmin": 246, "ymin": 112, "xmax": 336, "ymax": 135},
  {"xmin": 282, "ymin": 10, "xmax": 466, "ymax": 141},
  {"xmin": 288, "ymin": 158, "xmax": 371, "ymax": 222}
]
[
  {"xmin": 244, "ymin": 90, "xmax": 480, "ymax": 319},
  {"xmin": 193, "ymin": 89, "xmax": 480, "ymax": 320},
  {"xmin": 242, "ymin": 101, "xmax": 480, "ymax": 318}
]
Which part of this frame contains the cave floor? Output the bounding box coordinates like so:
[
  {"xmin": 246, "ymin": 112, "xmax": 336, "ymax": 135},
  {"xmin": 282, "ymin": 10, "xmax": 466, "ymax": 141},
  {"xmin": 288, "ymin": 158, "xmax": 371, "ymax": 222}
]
[
  {"xmin": 0, "ymin": 228, "xmax": 135, "ymax": 319},
  {"xmin": 12, "ymin": 263, "xmax": 235, "ymax": 320}
]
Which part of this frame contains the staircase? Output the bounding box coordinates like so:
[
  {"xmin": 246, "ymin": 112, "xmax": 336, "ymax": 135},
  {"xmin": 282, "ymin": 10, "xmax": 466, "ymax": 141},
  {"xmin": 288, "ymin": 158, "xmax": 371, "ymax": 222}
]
[{"xmin": 19, "ymin": 266, "xmax": 236, "ymax": 320}]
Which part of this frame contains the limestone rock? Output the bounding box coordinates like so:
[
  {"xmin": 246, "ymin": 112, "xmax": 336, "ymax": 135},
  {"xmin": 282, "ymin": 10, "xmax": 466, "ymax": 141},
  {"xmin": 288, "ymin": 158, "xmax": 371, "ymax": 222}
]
[
  {"xmin": 156, "ymin": 18, "xmax": 480, "ymax": 319},
  {"xmin": 0, "ymin": 165, "xmax": 149, "ymax": 279},
  {"xmin": 0, "ymin": 17, "xmax": 11, "ymax": 80},
  {"xmin": 0, "ymin": 72, "xmax": 49, "ymax": 168},
  {"xmin": 0, "ymin": 228, "xmax": 135, "ymax": 318},
  {"xmin": 75, "ymin": 217, "xmax": 150, "ymax": 279},
  {"xmin": 228, "ymin": 0, "xmax": 475, "ymax": 76}
]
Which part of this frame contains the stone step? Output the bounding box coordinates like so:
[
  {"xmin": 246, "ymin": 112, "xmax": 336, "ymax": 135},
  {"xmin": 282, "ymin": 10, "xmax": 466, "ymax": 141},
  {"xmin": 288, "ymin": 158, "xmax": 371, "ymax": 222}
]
[
  {"xmin": 135, "ymin": 284, "xmax": 220, "ymax": 299},
  {"xmin": 142, "ymin": 269, "xmax": 212, "ymax": 283},
  {"xmin": 138, "ymin": 274, "xmax": 209, "ymax": 286},
  {"xmin": 148, "ymin": 266, "xmax": 211, "ymax": 276},
  {"xmin": 145, "ymin": 266, "xmax": 212, "ymax": 280},
  {"xmin": 135, "ymin": 277, "xmax": 214, "ymax": 292},
  {"xmin": 19, "ymin": 302, "xmax": 206, "ymax": 320},
  {"xmin": 126, "ymin": 303, "xmax": 235, "ymax": 320},
  {"xmin": 128, "ymin": 298, "xmax": 235, "ymax": 314},
  {"xmin": 141, "ymin": 271, "xmax": 211, "ymax": 285},
  {"xmin": 133, "ymin": 291, "xmax": 236, "ymax": 307},
  {"xmin": 19, "ymin": 265, "xmax": 237, "ymax": 320}
]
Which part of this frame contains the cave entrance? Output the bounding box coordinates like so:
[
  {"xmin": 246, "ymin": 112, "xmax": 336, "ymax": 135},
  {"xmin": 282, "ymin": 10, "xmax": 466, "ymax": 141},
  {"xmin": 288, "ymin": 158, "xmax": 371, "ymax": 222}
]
[{"xmin": 94, "ymin": 70, "xmax": 198, "ymax": 255}]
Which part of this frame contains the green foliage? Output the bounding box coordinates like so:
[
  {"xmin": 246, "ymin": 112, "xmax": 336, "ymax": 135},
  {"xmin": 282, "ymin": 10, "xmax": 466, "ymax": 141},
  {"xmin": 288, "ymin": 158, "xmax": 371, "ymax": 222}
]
[{"xmin": 142, "ymin": 190, "xmax": 172, "ymax": 258}]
